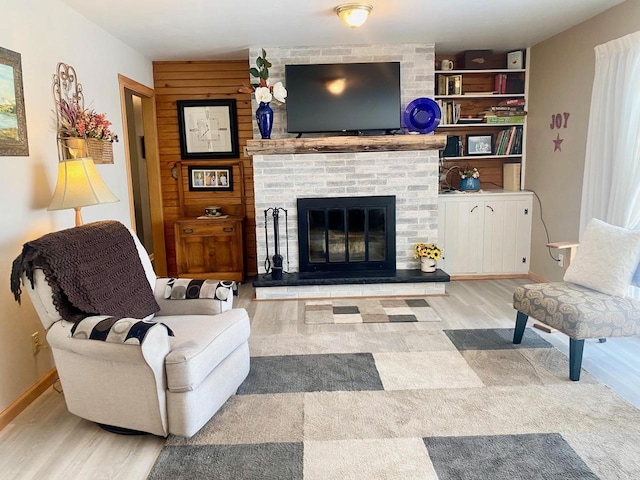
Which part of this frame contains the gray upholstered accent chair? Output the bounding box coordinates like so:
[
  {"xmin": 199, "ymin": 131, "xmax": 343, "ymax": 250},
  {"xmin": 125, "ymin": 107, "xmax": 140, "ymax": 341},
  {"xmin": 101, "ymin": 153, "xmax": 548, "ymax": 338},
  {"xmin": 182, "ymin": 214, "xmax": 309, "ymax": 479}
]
[
  {"xmin": 513, "ymin": 219, "xmax": 640, "ymax": 381},
  {"xmin": 22, "ymin": 227, "xmax": 250, "ymax": 437}
]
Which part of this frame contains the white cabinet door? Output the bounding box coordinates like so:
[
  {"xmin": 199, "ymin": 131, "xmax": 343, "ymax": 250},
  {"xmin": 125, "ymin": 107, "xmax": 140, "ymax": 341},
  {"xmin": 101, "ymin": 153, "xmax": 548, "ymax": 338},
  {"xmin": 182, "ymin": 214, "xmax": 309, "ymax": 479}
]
[
  {"xmin": 482, "ymin": 198, "xmax": 532, "ymax": 274},
  {"xmin": 438, "ymin": 192, "xmax": 532, "ymax": 275},
  {"xmin": 438, "ymin": 198, "xmax": 484, "ymax": 274},
  {"xmin": 512, "ymin": 197, "xmax": 533, "ymax": 274}
]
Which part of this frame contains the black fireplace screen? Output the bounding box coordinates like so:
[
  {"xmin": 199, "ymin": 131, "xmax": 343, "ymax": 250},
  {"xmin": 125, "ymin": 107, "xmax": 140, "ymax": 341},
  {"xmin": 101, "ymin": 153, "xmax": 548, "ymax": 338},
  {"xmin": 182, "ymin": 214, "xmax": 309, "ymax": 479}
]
[{"xmin": 297, "ymin": 196, "xmax": 396, "ymax": 273}]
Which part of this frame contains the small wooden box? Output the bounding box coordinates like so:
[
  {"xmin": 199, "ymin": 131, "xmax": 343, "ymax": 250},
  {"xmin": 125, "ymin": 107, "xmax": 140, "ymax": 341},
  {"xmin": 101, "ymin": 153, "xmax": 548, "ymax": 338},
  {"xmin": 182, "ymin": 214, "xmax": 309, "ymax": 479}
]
[{"xmin": 461, "ymin": 50, "xmax": 492, "ymax": 69}]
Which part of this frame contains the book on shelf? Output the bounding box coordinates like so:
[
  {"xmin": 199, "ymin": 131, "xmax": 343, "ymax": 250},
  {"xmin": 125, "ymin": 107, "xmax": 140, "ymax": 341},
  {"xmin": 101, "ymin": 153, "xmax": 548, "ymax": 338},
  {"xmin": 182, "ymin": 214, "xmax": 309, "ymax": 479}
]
[
  {"xmin": 442, "ymin": 135, "xmax": 461, "ymax": 157},
  {"xmin": 499, "ymin": 98, "xmax": 526, "ymax": 106},
  {"xmin": 485, "ymin": 115, "xmax": 526, "ymax": 124},
  {"xmin": 495, "ymin": 129, "xmax": 509, "ymax": 155},
  {"xmin": 436, "ymin": 99, "xmax": 461, "ymax": 125},
  {"xmin": 494, "ymin": 126, "xmax": 523, "ymax": 155},
  {"xmin": 512, "ymin": 127, "xmax": 523, "ymax": 154},
  {"xmin": 437, "ymin": 74, "xmax": 463, "ymax": 95},
  {"xmin": 457, "ymin": 118, "xmax": 484, "ymax": 124},
  {"xmin": 488, "ymin": 105, "xmax": 526, "ymax": 112},
  {"xmin": 494, "ymin": 130, "xmax": 505, "ymax": 155},
  {"xmin": 505, "ymin": 126, "xmax": 517, "ymax": 154},
  {"xmin": 480, "ymin": 108, "xmax": 527, "ymax": 117},
  {"xmin": 494, "ymin": 74, "xmax": 507, "ymax": 94},
  {"xmin": 505, "ymin": 77, "xmax": 525, "ymax": 94},
  {"xmin": 450, "ymin": 75, "xmax": 462, "ymax": 95},
  {"xmin": 437, "ymin": 76, "xmax": 447, "ymax": 95}
]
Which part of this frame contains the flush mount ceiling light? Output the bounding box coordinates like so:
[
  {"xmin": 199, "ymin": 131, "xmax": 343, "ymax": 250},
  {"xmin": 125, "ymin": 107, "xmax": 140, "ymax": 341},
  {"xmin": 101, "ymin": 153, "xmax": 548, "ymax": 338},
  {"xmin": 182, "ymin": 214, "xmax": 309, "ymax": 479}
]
[{"xmin": 335, "ymin": 3, "xmax": 373, "ymax": 29}]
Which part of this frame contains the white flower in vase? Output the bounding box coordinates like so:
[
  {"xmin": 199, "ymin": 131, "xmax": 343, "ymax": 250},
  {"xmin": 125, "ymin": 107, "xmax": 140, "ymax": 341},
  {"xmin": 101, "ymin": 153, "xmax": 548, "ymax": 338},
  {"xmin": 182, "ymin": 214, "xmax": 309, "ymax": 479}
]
[
  {"xmin": 272, "ymin": 82, "xmax": 288, "ymax": 103},
  {"xmin": 255, "ymin": 86, "xmax": 273, "ymax": 104}
]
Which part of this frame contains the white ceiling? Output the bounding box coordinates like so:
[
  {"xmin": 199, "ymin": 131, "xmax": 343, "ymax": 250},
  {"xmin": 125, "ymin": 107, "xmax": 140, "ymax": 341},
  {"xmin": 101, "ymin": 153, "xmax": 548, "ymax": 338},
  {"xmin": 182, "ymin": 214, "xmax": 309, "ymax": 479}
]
[{"xmin": 60, "ymin": 0, "xmax": 626, "ymax": 61}]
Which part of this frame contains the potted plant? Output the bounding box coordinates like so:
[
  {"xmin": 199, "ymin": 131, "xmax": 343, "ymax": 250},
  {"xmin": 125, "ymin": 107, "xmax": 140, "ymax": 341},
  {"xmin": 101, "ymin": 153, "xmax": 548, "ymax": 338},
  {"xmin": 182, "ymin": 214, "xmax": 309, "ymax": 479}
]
[
  {"xmin": 238, "ymin": 49, "xmax": 287, "ymax": 139},
  {"xmin": 459, "ymin": 167, "xmax": 480, "ymax": 191},
  {"xmin": 414, "ymin": 243, "xmax": 442, "ymax": 272},
  {"xmin": 57, "ymin": 99, "xmax": 118, "ymax": 161}
]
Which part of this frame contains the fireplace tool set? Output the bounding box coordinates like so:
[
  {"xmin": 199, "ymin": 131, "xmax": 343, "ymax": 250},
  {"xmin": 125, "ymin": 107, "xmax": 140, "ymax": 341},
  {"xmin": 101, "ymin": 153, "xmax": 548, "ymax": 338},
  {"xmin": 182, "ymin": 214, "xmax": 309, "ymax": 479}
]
[{"xmin": 263, "ymin": 207, "xmax": 290, "ymax": 280}]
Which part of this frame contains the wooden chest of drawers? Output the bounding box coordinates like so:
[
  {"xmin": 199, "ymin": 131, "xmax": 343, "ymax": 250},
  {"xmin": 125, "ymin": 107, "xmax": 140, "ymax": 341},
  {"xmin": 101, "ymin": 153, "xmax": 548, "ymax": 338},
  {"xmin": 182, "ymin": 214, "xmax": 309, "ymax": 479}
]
[{"xmin": 174, "ymin": 216, "xmax": 244, "ymax": 281}]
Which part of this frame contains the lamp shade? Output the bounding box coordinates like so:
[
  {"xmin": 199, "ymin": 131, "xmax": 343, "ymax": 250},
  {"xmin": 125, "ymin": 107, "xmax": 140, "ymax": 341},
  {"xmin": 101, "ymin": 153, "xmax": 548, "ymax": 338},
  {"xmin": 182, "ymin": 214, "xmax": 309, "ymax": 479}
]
[
  {"xmin": 48, "ymin": 158, "xmax": 119, "ymax": 211},
  {"xmin": 335, "ymin": 3, "xmax": 373, "ymax": 28}
]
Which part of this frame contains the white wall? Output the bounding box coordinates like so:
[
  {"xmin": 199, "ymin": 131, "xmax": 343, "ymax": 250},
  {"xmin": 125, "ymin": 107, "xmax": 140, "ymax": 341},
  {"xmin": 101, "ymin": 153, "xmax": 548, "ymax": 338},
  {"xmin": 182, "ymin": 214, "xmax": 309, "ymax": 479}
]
[{"xmin": 0, "ymin": 0, "xmax": 152, "ymax": 412}]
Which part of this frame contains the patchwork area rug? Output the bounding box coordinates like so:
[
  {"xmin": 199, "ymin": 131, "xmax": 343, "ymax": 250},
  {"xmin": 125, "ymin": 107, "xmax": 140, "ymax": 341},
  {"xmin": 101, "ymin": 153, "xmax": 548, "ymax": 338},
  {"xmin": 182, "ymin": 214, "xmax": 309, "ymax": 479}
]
[
  {"xmin": 304, "ymin": 297, "xmax": 442, "ymax": 324},
  {"xmin": 148, "ymin": 327, "xmax": 640, "ymax": 480}
]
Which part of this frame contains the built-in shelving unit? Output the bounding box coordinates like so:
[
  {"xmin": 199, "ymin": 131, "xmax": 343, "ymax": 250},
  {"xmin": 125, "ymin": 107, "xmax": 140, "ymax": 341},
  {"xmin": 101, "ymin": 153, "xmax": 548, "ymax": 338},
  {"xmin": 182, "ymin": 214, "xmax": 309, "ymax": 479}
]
[{"xmin": 435, "ymin": 50, "xmax": 529, "ymax": 190}]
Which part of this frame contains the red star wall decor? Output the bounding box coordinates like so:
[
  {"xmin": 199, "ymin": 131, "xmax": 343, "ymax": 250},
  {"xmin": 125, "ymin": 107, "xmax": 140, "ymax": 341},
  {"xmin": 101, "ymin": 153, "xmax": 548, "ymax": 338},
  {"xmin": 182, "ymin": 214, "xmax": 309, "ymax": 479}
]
[
  {"xmin": 553, "ymin": 133, "xmax": 564, "ymax": 152},
  {"xmin": 550, "ymin": 112, "xmax": 570, "ymax": 152}
]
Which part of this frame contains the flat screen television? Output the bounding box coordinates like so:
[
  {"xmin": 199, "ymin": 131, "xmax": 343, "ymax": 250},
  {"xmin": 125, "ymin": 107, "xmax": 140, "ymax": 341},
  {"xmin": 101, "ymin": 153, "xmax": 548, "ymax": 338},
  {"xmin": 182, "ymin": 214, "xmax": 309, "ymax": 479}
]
[{"xmin": 285, "ymin": 62, "xmax": 401, "ymax": 135}]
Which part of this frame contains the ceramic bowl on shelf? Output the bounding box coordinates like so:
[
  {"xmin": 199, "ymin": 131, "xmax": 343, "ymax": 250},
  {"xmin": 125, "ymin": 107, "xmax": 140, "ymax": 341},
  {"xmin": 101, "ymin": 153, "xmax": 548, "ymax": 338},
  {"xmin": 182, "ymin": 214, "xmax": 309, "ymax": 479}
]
[{"xmin": 204, "ymin": 206, "xmax": 222, "ymax": 217}]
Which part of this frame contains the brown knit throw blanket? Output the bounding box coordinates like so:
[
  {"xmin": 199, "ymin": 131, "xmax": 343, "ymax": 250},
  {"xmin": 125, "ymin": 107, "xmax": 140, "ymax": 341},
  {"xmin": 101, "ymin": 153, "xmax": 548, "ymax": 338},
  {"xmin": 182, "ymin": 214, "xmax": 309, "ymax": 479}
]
[{"xmin": 10, "ymin": 221, "xmax": 160, "ymax": 323}]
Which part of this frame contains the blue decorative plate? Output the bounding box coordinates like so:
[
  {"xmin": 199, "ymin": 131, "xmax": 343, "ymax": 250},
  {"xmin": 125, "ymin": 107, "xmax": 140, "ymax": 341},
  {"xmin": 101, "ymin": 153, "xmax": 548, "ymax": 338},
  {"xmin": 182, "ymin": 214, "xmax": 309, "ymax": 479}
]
[{"xmin": 404, "ymin": 98, "xmax": 441, "ymax": 134}]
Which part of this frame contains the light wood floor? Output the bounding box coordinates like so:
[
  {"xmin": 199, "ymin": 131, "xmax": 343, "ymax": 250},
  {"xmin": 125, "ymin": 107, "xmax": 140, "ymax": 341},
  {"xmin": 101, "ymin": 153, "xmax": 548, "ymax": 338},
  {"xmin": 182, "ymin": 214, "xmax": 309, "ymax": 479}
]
[{"xmin": 1, "ymin": 278, "xmax": 639, "ymax": 480}]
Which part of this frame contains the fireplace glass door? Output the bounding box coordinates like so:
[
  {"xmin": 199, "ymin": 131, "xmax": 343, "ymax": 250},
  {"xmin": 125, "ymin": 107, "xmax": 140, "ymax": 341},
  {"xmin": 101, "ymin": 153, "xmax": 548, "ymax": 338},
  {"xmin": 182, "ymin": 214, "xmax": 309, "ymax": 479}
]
[{"xmin": 298, "ymin": 196, "xmax": 396, "ymax": 274}]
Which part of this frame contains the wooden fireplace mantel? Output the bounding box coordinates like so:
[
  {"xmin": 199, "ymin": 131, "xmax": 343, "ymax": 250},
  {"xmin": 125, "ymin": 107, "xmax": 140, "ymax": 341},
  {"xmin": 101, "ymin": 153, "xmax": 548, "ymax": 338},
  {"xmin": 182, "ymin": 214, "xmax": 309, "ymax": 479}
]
[{"xmin": 245, "ymin": 134, "xmax": 446, "ymax": 156}]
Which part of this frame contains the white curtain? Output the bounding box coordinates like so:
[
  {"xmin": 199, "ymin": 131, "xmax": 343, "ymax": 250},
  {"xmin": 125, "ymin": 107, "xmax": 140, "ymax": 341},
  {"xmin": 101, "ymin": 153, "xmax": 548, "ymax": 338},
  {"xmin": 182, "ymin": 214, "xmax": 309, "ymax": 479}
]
[{"xmin": 580, "ymin": 31, "xmax": 640, "ymax": 297}]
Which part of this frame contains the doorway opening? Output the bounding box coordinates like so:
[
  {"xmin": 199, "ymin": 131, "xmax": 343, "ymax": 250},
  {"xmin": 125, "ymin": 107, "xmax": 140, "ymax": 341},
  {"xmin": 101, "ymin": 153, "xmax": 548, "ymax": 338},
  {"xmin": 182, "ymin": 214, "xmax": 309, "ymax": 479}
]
[{"xmin": 118, "ymin": 75, "xmax": 167, "ymax": 275}]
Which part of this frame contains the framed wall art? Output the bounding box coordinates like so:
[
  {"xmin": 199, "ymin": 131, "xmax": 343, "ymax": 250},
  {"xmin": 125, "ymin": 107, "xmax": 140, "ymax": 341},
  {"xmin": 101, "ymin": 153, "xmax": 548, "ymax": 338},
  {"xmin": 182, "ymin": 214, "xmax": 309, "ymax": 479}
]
[
  {"xmin": 0, "ymin": 47, "xmax": 29, "ymax": 156},
  {"xmin": 188, "ymin": 165, "xmax": 233, "ymax": 192},
  {"xmin": 177, "ymin": 99, "xmax": 239, "ymax": 159},
  {"xmin": 466, "ymin": 134, "xmax": 493, "ymax": 156}
]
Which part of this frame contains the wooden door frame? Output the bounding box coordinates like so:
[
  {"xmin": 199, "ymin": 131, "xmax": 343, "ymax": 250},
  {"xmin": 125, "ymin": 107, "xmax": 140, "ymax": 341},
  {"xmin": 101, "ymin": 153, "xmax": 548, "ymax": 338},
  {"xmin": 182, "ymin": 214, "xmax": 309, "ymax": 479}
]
[{"xmin": 117, "ymin": 74, "xmax": 168, "ymax": 276}]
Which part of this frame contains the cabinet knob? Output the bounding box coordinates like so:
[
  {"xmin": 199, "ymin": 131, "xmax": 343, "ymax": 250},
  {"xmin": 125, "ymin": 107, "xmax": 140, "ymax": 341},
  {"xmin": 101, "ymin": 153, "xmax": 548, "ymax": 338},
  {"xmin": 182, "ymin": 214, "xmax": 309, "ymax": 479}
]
[
  {"xmin": 223, "ymin": 227, "xmax": 234, "ymax": 232},
  {"xmin": 183, "ymin": 228, "xmax": 194, "ymax": 234}
]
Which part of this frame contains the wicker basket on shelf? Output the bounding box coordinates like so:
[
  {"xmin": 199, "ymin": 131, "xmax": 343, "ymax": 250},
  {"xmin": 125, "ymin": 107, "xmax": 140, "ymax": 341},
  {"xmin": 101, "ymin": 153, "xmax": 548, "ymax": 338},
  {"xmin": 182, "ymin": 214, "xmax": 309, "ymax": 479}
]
[{"xmin": 86, "ymin": 138, "xmax": 114, "ymax": 165}]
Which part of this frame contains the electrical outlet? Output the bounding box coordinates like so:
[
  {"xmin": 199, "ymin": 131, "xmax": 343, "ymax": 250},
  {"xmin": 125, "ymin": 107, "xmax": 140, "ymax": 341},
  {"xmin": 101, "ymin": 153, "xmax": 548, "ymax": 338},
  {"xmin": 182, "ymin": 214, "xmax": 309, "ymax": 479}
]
[
  {"xmin": 31, "ymin": 332, "xmax": 40, "ymax": 355},
  {"xmin": 558, "ymin": 253, "xmax": 564, "ymax": 268}
]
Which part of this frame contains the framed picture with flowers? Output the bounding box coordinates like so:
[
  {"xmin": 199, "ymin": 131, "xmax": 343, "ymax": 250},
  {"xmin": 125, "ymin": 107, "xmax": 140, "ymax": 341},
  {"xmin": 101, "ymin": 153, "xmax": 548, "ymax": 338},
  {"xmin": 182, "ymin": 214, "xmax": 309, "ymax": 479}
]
[
  {"xmin": 0, "ymin": 47, "xmax": 29, "ymax": 156},
  {"xmin": 177, "ymin": 99, "xmax": 239, "ymax": 159}
]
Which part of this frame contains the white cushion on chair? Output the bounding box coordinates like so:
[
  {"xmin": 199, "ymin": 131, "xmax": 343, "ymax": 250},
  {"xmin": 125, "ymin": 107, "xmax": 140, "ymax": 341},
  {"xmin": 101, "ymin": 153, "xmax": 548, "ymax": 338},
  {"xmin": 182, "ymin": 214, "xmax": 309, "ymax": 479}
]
[
  {"xmin": 162, "ymin": 308, "xmax": 250, "ymax": 393},
  {"xmin": 563, "ymin": 218, "xmax": 640, "ymax": 297}
]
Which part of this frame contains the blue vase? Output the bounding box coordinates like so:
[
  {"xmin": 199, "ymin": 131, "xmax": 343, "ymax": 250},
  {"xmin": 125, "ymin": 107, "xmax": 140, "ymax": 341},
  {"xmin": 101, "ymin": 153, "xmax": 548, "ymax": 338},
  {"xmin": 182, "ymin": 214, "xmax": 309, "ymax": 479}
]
[
  {"xmin": 459, "ymin": 177, "xmax": 480, "ymax": 191},
  {"xmin": 256, "ymin": 102, "xmax": 273, "ymax": 139}
]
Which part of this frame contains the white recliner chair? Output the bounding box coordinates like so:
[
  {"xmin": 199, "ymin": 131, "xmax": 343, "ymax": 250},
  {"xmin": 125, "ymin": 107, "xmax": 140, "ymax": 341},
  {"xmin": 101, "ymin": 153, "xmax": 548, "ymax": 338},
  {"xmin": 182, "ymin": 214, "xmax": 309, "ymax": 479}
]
[{"xmin": 21, "ymin": 226, "xmax": 250, "ymax": 437}]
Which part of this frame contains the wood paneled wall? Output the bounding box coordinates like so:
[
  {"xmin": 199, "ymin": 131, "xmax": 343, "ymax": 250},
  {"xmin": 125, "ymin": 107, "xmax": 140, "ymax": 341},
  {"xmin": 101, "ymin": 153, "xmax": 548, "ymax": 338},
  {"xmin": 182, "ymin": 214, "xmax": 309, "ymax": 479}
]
[{"xmin": 153, "ymin": 60, "xmax": 257, "ymax": 276}]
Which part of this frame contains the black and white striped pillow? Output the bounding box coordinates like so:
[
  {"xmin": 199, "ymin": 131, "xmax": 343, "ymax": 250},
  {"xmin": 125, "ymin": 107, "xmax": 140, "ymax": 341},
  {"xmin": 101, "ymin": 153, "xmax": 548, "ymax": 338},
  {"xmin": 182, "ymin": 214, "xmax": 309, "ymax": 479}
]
[
  {"xmin": 70, "ymin": 316, "xmax": 174, "ymax": 345},
  {"xmin": 164, "ymin": 278, "xmax": 236, "ymax": 301}
]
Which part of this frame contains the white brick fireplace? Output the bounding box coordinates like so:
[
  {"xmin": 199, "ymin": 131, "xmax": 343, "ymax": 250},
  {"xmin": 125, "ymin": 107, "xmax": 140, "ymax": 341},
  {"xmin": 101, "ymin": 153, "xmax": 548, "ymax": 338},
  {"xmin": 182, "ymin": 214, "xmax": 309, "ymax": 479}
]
[
  {"xmin": 253, "ymin": 149, "xmax": 440, "ymax": 275},
  {"xmin": 249, "ymin": 42, "xmax": 445, "ymax": 298}
]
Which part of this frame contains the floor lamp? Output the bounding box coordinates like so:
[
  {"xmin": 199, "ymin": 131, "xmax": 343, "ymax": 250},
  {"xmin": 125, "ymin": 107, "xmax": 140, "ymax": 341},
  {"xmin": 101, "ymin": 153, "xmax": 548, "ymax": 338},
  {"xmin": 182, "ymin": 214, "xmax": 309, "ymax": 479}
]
[{"xmin": 48, "ymin": 157, "xmax": 119, "ymax": 226}]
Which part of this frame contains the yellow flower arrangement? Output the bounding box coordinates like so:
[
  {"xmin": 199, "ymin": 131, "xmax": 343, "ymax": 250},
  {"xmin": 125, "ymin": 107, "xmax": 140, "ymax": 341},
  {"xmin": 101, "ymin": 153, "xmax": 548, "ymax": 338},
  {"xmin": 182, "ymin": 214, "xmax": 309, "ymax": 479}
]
[{"xmin": 413, "ymin": 243, "xmax": 442, "ymax": 260}]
